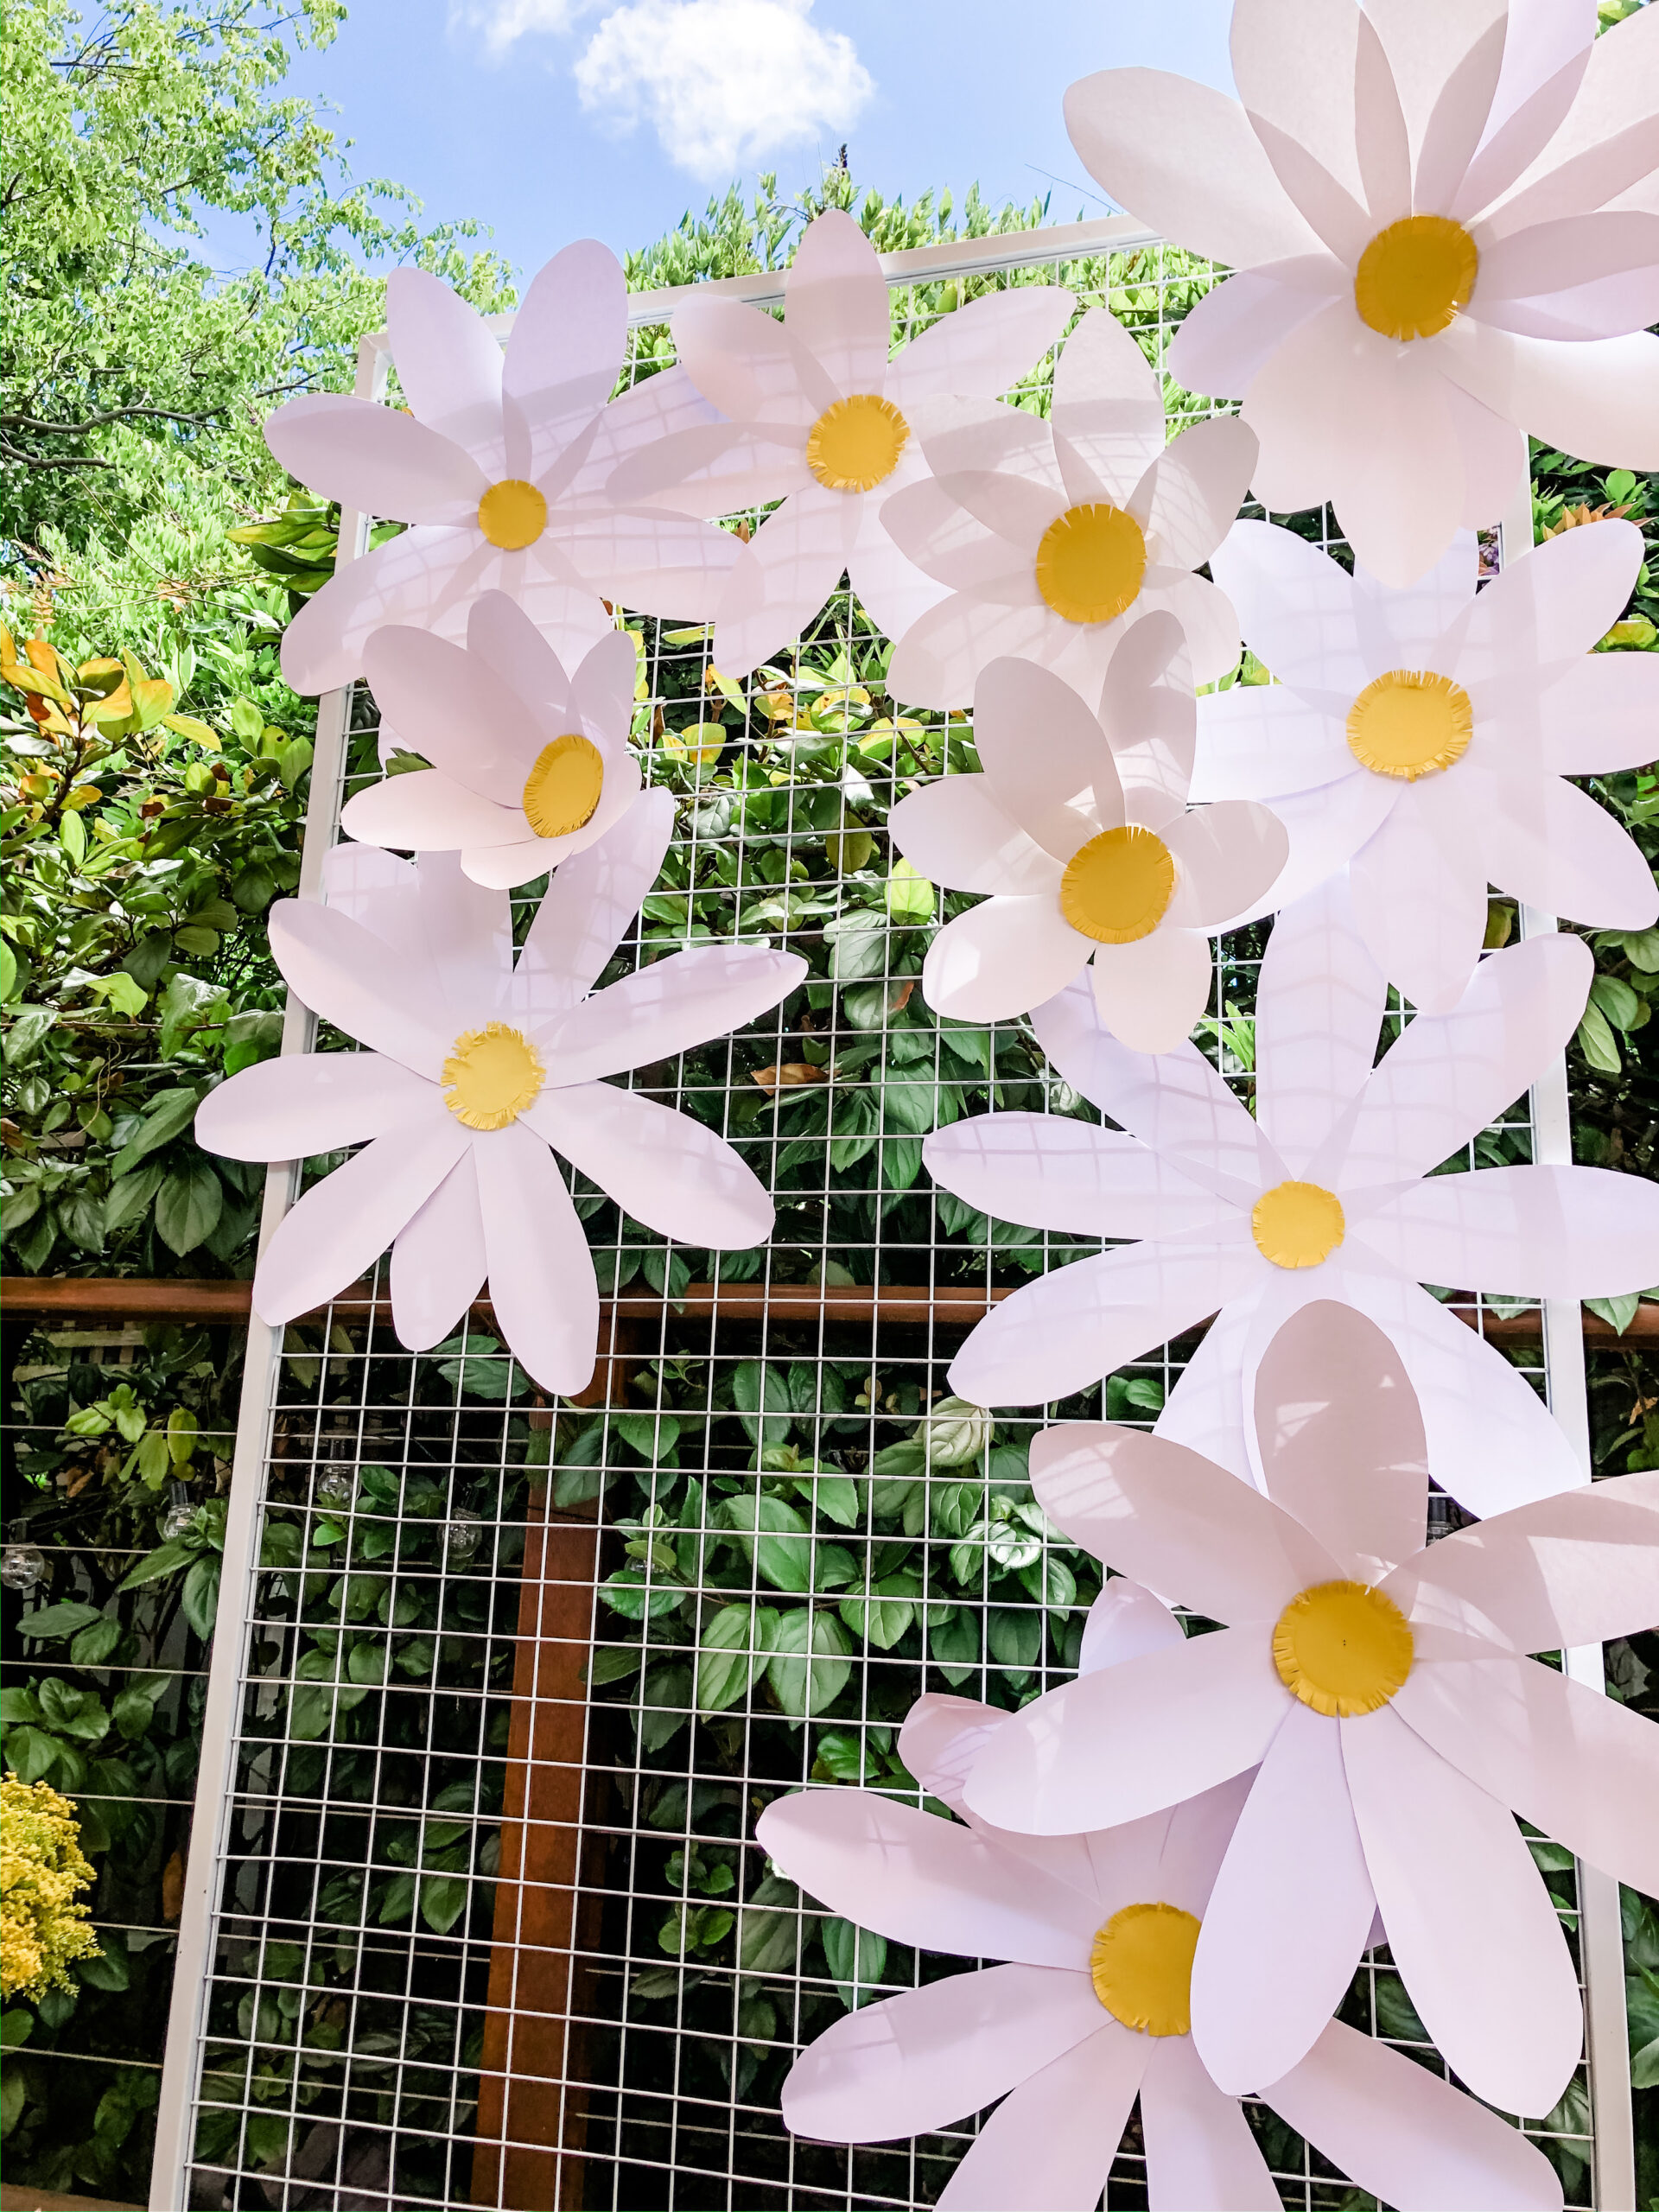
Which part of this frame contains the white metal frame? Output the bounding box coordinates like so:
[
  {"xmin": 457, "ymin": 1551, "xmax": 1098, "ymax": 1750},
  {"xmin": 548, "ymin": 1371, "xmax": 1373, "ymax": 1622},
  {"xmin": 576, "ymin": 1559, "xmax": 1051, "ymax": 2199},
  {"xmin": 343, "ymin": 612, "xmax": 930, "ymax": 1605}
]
[{"xmin": 149, "ymin": 222, "xmax": 1635, "ymax": 2212}]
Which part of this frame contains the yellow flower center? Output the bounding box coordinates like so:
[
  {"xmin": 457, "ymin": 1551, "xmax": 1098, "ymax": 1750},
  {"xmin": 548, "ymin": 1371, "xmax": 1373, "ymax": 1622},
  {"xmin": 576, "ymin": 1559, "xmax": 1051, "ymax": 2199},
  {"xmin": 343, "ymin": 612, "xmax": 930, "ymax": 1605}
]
[
  {"xmin": 521, "ymin": 733, "xmax": 605, "ymax": 839},
  {"xmin": 1354, "ymin": 215, "xmax": 1478, "ymax": 341},
  {"xmin": 477, "ymin": 479, "xmax": 549, "ymax": 550},
  {"xmin": 1251, "ymin": 1179, "xmax": 1345, "ymax": 1269},
  {"xmin": 804, "ymin": 395, "xmax": 910, "ymax": 493},
  {"xmin": 1035, "ymin": 503, "xmax": 1147, "ymax": 626},
  {"xmin": 442, "ymin": 1022, "xmax": 545, "ymax": 1131},
  {"xmin": 1089, "ymin": 1903, "xmax": 1200, "ymax": 2037},
  {"xmin": 1273, "ymin": 1580, "xmax": 1414, "ymax": 1718},
  {"xmin": 1346, "ymin": 670, "xmax": 1473, "ymax": 781},
  {"xmin": 1059, "ymin": 825, "xmax": 1175, "ymax": 944}
]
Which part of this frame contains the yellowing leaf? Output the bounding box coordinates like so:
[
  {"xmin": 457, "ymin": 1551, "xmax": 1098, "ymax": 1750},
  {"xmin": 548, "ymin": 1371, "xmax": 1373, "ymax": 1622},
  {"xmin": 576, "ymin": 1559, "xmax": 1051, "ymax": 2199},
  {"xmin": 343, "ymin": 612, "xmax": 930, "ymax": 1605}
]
[
  {"xmin": 162, "ymin": 713, "xmax": 219, "ymax": 750},
  {"xmin": 662, "ymin": 721, "xmax": 726, "ymax": 766}
]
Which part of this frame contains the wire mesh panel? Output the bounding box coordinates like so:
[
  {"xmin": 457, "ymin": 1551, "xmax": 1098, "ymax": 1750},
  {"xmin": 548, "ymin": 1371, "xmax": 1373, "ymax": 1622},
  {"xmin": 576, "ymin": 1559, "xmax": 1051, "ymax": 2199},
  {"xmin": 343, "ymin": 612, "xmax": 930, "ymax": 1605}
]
[{"xmin": 156, "ymin": 223, "xmax": 1609, "ymax": 2212}]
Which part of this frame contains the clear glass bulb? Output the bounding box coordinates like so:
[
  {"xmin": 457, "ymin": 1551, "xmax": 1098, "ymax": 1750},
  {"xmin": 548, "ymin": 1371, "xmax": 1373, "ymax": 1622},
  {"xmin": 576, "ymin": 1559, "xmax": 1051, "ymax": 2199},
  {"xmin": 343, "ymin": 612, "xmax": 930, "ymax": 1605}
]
[
  {"xmin": 2, "ymin": 1544, "xmax": 46, "ymax": 1593},
  {"xmin": 315, "ymin": 1468, "xmax": 355, "ymax": 1510},
  {"xmin": 444, "ymin": 1509, "xmax": 482, "ymax": 1563}
]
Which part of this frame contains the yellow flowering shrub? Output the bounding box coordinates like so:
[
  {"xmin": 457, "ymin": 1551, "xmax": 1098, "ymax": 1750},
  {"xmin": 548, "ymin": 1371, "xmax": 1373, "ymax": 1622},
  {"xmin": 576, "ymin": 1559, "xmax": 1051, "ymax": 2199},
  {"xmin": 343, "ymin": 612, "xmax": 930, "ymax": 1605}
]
[{"xmin": 1, "ymin": 1776, "xmax": 101, "ymax": 2001}]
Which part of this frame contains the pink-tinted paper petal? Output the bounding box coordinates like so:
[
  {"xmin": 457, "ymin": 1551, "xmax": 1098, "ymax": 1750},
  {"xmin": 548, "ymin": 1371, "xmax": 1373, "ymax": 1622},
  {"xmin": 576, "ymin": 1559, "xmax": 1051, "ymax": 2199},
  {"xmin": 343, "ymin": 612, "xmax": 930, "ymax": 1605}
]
[
  {"xmin": 1230, "ymin": 0, "xmax": 1371, "ymax": 257},
  {"xmin": 938, "ymin": 2024, "xmax": 1144, "ymax": 2212},
  {"xmin": 963, "ymin": 1627, "xmax": 1290, "ymax": 1835},
  {"xmin": 1341, "ymin": 1704, "xmax": 1582, "ymax": 2118},
  {"xmin": 922, "ymin": 1114, "xmax": 1230, "ymax": 1243},
  {"xmin": 1535, "ymin": 651, "xmax": 1659, "ymax": 775},
  {"xmin": 1207, "ymin": 518, "xmax": 1369, "ymax": 697},
  {"xmin": 504, "ymin": 239, "xmax": 626, "ymax": 478},
  {"xmin": 361, "ymin": 624, "xmax": 543, "ymax": 805},
  {"xmin": 1479, "ymin": 4, "xmax": 1659, "ymax": 232},
  {"xmin": 878, "ymin": 476, "xmax": 1028, "ymax": 597},
  {"xmin": 509, "ymin": 791, "xmax": 674, "ymax": 1026},
  {"xmin": 711, "ymin": 486, "xmax": 861, "ymax": 680},
  {"xmin": 944, "ymin": 1234, "xmax": 1262, "ymax": 1411},
  {"xmin": 756, "ymin": 1790, "xmax": 1100, "ymax": 1967},
  {"xmin": 886, "ymin": 592, "xmax": 1061, "ymax": 712},
  {"xmin": 1352, "ymin": 5, "xmax": 1413, "ymax": 225},
  {"xmin": 1139, "ymin": 569, "xmax": 1243, "ymax": 693},
  {"xmin": 195, "ymin": 1052, "xmax": 433, "ymax": 1164},
  {"xmin": 1395, "ymin": 1649, "xmax": 1659, "ymax": 1898},
  {"xmin": 385, "ymin": 268, "xmax": 505, "ymax": 474},
  {"xmin": 1344, "ymin": 775, "xmax": 1496, "ymax": 1012},
  {"xmin": 554, "ymin": 505, "xmax": 742, "ymax": 621},
  {"xmin": 782, "ymin": 207, "xmax": 890, "ymax": 397},
  {"xmin": 1254, "ymin": 1300, "xmax": 1427, "ymax": 1579},
  {"xmin": 1032, "ymin": 1421, "xmax": 1341, "ymax": 1624},
  {"xmin": 672, "ymin": 295, "xmax": 832, "ymax": 426},
  {"xmin": 1190, "ymin": 687, "xmax": 1353, "ymax": 806},
  {"xmin": 898, "ymin": 1695, "xmax": 1007, "ymax": 1812},
  {"xmin": 1062, "ymin": 69, "xmax": 1322, "ymax": 268},
  {"xmin": 278, "ymin": 525, "xmax": 480, "ymax": 696},
  {"xmin": 544, "ymin": 944, "xmax": 804, "ymax": 1083},
  {"xmin": 252, "ymin": 1110, "xmax": 466, "ymax": 1327},
  {"xmin": 976, "ymin": 654, "xmax": 1120, "ymax": 861},
  {"xmin": 1162, "ymin": 802, "xmax": 1287, "ymax": 930},
  {"xmin": 389, "ymin": 1147, "xmax": 487, "ymax": 1351},
  {"xmin": 1168, "ymin": 267, "xmax": 1337, "ymax": 404},
  {"xmin": 1152, "ymin": 1769, "xmax": 1258, "ymax": 1914},
  {"xmin": 1255, "ymin": 878, "xmax": 1388, "ymax": 1178},
  {"xmin": 341, "ymin": 770, "xmax": 524, "ymax": 855},
  {"xmin": 1436, "ymin": 320, "xmax": 1659, "ymax": 472},
  {"xmin": 886, "ymin": 286, "xmax": 1075, "ymax": 409},
  {"xmin": 1267, "ymin": 2018, "xmax": 1565, "ymax": 2211},
  {"xmin": 1483, "ymin": 771, "xmax": 1659, "ymax": 930},
  {"xmin": 886, "ymin": 778, "xmax": 1062, "ymax": 898},
  {"xmin": 1141, "ymin": 417, "xmax": 1260, "ymax": 574},
  {"xmin": 1363, "ymin": 1160, "xmax": 1659, "ymax": 1300},
  {"xmin": 464, "ymin": 588, "xmax": 573, "ymax": 717},
  {"xmin": 1192, "ymin": 1702, "xmax": 1375, "ymax": 2097},
  {"xmin": 268, "ymin": 900, "xmax": 452, "ymax": 1077},
  {"xmin": 845, "ymin": 500, "xmax": 950, "ymax": 643},
  {"xmin": 1410, "ymin": 11, "xmax": 1510, "ymax": 216},
  {"xmin": 1326, "ymin": 350, "xmax": 1471, "ymax": 588},
  {"xmin": 529, "ymin": 1081, "xmax": 772, "ymax": 1249},
  {"xmin": 1090, "ymin": 925, "xmax": 1216, "ymax": 1057},
  {"xmin": 1047, "ymin": 308, "xmax": 1166, "ymax": 509},
  {"xmin": 1459, "ymin": 516, "xmax": 1642, "ymax": 677},
  {"xmin": 781, "ymin": 1966, "xmax": 1104, "ymax": 2144},
  {"xmin": 606, "ymin": 420, "xmax": 804, "ymax": 517},
  {"xmin": 409, "ymin": 850, "xmax": 515, "ymax": 1016},
  {"xmin": 264, "ymin": 392, "xmax": 486, "ymax": 524},
  {"xmin": 1098, "ymin": 607, "xmax": 1196, "ymax": 818},
  {"xmin": 921, "ymin": 897, "xmax": 1086, "ymax": 1025},
  {"xmin": 473, "ymin": 1121, "xmax": 597, "ymax": 1395},
  {"xmin": 1141, "ymin": 2033, "xmax": 1281, "ymax": 2211},
  {"xmin": 1079, "ymin": 1580, "xmax": 1187, "ymax": 1674}
]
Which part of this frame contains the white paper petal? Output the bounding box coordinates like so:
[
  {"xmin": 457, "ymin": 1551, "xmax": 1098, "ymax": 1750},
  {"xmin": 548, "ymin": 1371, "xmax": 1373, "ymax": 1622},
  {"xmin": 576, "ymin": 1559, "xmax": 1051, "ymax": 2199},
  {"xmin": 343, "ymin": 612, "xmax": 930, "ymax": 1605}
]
[
  {"xmin": 939, "ymin": 2025, "xmax": 1145, "ymax": 2212},
  {"xmin": 886, "ymin": 778, "xmax": 1062, "ymax": 898},
  {"xmin": 389, "ymin": 1147, "xmax": 488, "ymax": 1351},
  {"xmin": 780, "ymin": 1966, "xmax": 1104, "ymax": 2144},
  {"xmin": 264, "ymin": 392, "xmax": 486, "ymax": 524},
  {"xmin": 1353, "ymin": 526, "xmax": 1481, "ymax": 683},
  {"xmin": 1192, "ymin": 1702, "xmax": 1375, "ymax": 2098},
  {"xmin": 553, "ymin": 505, "xmax": 742, "ymax": 622},
  {"xmin": 1079, "ymin": 1580, "xmax": 1188, "ymax": 1675},
  {"xmin": 341, "ymin": 770, "xmax": 525, "ymax": 855},
  {"xmin": 1046, "ymin": 307, "xmax": 1166, "ymax": 507},
  {"xmin": 922, "ymin": 1114, "xmax": 1231, "ymax": 1242},
  {"xmin": 711, "ymin": 486, "xmax": 861, "ymax": 680},
  {"xmin": 1209, "ymin": 519, "xmax": 1368, "ymax": 696},
  {"xmin": 267, "ymin": 901, "xmax": 452, "ymax": 1077},
  {"xmin": 279, "ymin": 525, "xmax": 480, "ymax": 696},
  {"xmin": 1437, "ymin": 320, "xmax": 1659, "ymax": 472},
  {"xmin": 607, "ymin": 420, "xmax": 803, "ymax": 517},
  {"xmin": 845, "ymin": 503, "xmax": 951, "ymax": 643},
  {"xmin": 1141, "ymin": 569, "xmax": 1244, "ymax": 692},
  {"xmin": 1097, "ymin": 608, "xmax": 1197, "ymax": 818},
  {"xmin": 886, "ymin": 285, "xmax": 1075, "ymax": 409},
  {"xmin": 1227, "ymin": 774, "xmax": 1398, "ymax": 927},
  {"xmin": 509, "ymin": 791, "xmax": 675, "ymax": 1027},
  {"xmin": 1141, "ymin": 2033, "xmax": 1281, "ymax": 2212},
  {"xmin": 529, "ymin": 1081, "xmax": 772, "ymax": 1249},
  {"xmin": 672, "ymin": 296, "xmax": 832, "ymax": 427},
  {"xmin": 1031, "ymin": 1421, "xmax": 1341, "ymax": 1624},
  {"xmin": 976, "ymin": 655, "xmax": 1121, "ymax": 861},
  {"xmin": 921, "ymin": 898, "xmax": 1086, "ymax": 1025},
  {"xmin": 1483, "ymin": 771, "xmax": 1659, "ymax": 930},
  {"xmin": 1365, "ymin": 1160, "xmax": 1659, "ymax": 1300},
  {"xmin": 1344, "ymin": 775, "xmax": 1495, "ymax": 1013},
  {"xmin": 1163, "ymin": 803, "xmax": 1288, "ymax": 930},
  {"xmin": 780, "ymin": 207, "xmax": 891, "ymax": 397},
  {"xmin": 756, "ymin": 1790, "xmax": 1100, "ymax": 1967},
  {"xmin": 505, "ymin": 238, "xmax": 626, "ymax": 477},
  {"xmin": 887, "ymin": 594, "xmax": 1059, "ymax": 712},
  {"xmin": 1168, "ymin": 267, "xmax": 1338, "ymax": 404},
  {"xmin": 1395, "ymin": 1649, "xmax": 1659, "ymax": 1898},
  {"xmin": 385, "ymin": 268, "xmax": 505, "ymax": 474},
  {"xmin": 944, "ymin": 1235, "xmax": 1262, "ymax": 1411},
  {"xmin": 963, "ymin": 1627, "xmax": 1288, "ymax": 1834},
  {"xmin": 1190, "ymin": 687, "xmax": 1354, "ymax": 807},
  {"xmin": 472, "ymin": 1121, "xmax": 597, "ymax": 1396},
  {"xmin": 878, "ymin": 477, "xmax": 1029, "ymax": 597},
  {"xmin": 1090, "ymin": 925, "xmax": 1217, "ymax": 1057},
  {"xmin": 544, "ymin": 944, "xmax": 804, "ymax": 1084},
  {"xmin": 1532, "ymin": 651, "xmax": 1659, "ymax": 775},
  {"xmin": 1254, "ymin": 1300, "xmax": 1427, "ymax": 1579},
  {"xmin": 1141, "ymin": 417, "xmax": 1260, "ymax": 574},
  {"xmin": 195, "ymin": 1052, "xmax": 434, "ymax": 1164},
  {"xmin": 1230, "ymin": 0, "xmax": 1370, "ymax": 251},
  {"xmin": 1255, "ymin": 879, "xmax": 1389, "ymax": 1178},
  {"xmin": 1341, "ymin": 1704, "xmax": 1582, "ymax": 2118},
  {"xmin": 251, "ymin": 1110, "xmax": 466, "ymax": 1326},
  {"xmin": 1268, "ymin": 2018, "xmax": 1565, "ymax": 2211}
]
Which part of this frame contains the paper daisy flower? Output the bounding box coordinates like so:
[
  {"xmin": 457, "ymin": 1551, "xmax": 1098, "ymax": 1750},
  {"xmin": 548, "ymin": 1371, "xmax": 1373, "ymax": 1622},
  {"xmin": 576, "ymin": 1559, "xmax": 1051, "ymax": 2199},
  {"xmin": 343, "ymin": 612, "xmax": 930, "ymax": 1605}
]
[
  {"xmin": 607, "ymin": 208, "xmax": 1076, "ymax": 679},
  {"xmin": 760, "ymin": 1577, "xmax": 1563, "ymax": 2209},
  {"xmin": 267, "ymin": 241, "xmax": 741, "ymax": 696},
  {"xmin": 879, "ymin": 307, "xmax": 1259, "ymax": 708},
  {"xmin": 338, "ymin": 591, "xmax": 642, "ymax": 891},
  {"xmin": 195, "ymin": 809, "xmax": 804, "ymax": 1394},
  {"xmin": 887, "ymin": 616, "xmax": 1286, "ymax": 1051},
  {"xmin": 925, "ymin": 898, "xmax": 1659, "ymax": 1515},
  {"xmin": 1193, "ymin": 517, "xmax": 1659, "ymax": 1010},
  {"xmin": 964, "ymin": 1300, "xmax": 1659, "ymax": 2122},
  {"xmin": 1065, "ymin": 1, "xmax": 1659, "ymax": 585}
]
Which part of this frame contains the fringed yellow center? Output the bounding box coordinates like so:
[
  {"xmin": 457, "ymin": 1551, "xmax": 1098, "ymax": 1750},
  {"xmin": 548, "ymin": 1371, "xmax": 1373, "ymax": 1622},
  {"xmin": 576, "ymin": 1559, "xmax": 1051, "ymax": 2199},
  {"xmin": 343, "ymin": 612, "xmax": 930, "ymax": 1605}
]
[
  {"xmin": 805, "ymin": 395, "xmax": 910, "ymax": 492},
  {"xmin": 442, "ymin": 1021, "xmax": 544, "ymax": 1131},
  {"xmin": 1251, "ymin": 1179, "xmax": 1345, "ymax": 1269},
  {"xmin": 1273, "ymin": 1580, "xmax": 1414, "ymax": 1718},
  {"xmin": 1059, "ymin": 826, "xmax": 1175, "ymax": 944},
  {"xmin": 1089, "ymin": 1903, "xmax": 1200, "ymax": 2037},
  {"xmin": 1035, "ymin": 503, "xmax": 1147, "ymax": 626},
  {"xmin": 522, "ymin": 734, "xmax": 604, "ymax": 838},
  {"xmin": 1354, "ymin": 216, "xmax": 1478, "ymax": 341},
  {"xmin": 477, "ymin": 479, "xmax": 548, "ymax": 550},
  {"xmin": 1346, "ymin": 670, "xmax": 1473, "ymax": 781}
]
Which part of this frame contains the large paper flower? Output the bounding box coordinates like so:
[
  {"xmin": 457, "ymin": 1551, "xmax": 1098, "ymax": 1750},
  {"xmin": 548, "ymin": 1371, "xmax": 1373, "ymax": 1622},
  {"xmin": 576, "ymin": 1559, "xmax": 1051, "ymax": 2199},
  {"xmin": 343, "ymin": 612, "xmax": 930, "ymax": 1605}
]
[
  {"xmin": 887, "ymin": 618, "xmax": 1286, "ymax": 1050},
  {"xmin": 925, "ymin": 896, "xmax": 1659, "ymax": 1514},
  {"xmin": 1065, "ymin": 1, "xmax": 1659, "ymax": 585},
  {"xmin": 268, "ymin": 242, "xmax": 741, "ymax": 695},
  {"xmin": 340, "ymin": 591, "xmax": 641, "ymax": 891},
  {"xmin": 879, "ymin": 308, "xmax": 1258, "ymax": 706},
  {"xmin": 607, "ymin": 209, "xmax": 1075, "ymax": 679},
  {"xmin": 1193, "ymin": 517, "xmax": 1659, "ymax": 1009},
  {"xmin": 194, "ymin": 807, "xmax": 804, "ymax": 1394},
  {"xmin": 760, "ymin": 1578, "xmax": 1562, "ymax": 2210},
  {"xmin": 964, "ymin": 1300, "xmax": 1659, "ymax": 2120}
]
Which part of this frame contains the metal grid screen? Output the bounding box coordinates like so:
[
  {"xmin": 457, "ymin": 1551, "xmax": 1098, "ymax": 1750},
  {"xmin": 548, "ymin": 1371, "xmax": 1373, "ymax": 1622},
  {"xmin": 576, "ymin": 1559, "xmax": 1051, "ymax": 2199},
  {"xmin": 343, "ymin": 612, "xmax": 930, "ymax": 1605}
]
[{"xmin": 153, "ymin": 220, "xmax": 1614, "ymax": 2212}]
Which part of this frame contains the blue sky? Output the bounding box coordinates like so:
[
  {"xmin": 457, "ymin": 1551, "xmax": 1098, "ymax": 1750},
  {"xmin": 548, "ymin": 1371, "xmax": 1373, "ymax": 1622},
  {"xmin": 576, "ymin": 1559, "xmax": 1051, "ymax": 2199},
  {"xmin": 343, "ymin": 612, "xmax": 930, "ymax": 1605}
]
[{"xmin": 276, "ymin": 0, "xmax": 1236, "ymax": 283}]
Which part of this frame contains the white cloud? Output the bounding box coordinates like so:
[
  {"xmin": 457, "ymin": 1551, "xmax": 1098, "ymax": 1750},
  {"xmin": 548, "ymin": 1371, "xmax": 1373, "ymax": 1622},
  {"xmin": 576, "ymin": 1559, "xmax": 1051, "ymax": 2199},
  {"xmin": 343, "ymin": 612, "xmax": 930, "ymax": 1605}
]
[
  {"xmin": 448, "ymin": 0, "xmax": 593, "ymax": 60},
  {"xmin": 572, "ymin": 0, "xmax": 874, "ymax": 180}
]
